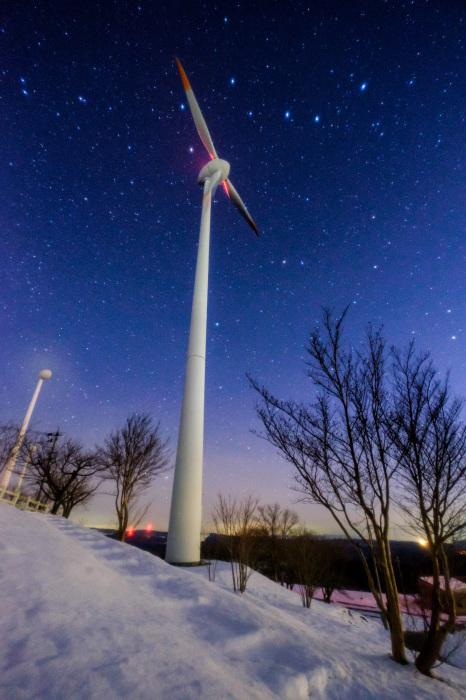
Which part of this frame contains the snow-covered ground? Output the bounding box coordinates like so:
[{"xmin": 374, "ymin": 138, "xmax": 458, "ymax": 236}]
[{"xmin": 1, "ymin": 503, "xmax": 465, "ymax": 699}]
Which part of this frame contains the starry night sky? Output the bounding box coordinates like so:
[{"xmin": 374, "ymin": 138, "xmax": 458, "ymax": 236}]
[{"xmin": 2, "ymin": 1, "xmax": 464, "ymax": 533}]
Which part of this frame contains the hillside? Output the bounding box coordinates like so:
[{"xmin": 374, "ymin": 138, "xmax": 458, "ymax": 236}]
[{"xmin": 0, "ymin": 504, "xmax": 464, "ymax": 699}]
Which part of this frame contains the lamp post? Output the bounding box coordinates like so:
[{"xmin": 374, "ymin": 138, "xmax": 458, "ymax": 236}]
[{"xmin": 0, "ymin": 369, "xmax": 52, "ymax": 492}]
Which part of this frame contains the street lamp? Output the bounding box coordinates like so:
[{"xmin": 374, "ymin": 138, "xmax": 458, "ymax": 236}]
[{"xmin": 0, "ymin": 369, "xmax": 52, "ymax": 492}]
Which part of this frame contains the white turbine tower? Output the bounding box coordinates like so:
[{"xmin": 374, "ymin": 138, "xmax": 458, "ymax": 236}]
[{"xmin": 165, "ymin": 58, "xmax": 258, "ymax": 565}]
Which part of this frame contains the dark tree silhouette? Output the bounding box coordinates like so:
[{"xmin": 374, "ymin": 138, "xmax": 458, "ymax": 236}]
[
  {"xmin": 313, "ymin": 538, "xmax": 345, "ymax": 603},
  {"xmin": 288, "ymin": 532, "xmax": 322, "ymax": 608},
  {"xmin": 23, "ymin": 431, "xmax": 100, "ymax": 517},
  {"xmin": 257, "ymin": 503, "xmax": 299, "ymax": 584}
]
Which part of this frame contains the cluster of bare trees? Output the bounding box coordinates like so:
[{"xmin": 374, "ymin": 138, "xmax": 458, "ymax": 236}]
[
  {"xmin": 0, "ymin": 414, "xmax": 171, "ymax": 542},
  {"xmin": 210, "ymin": 497, "xmax": 343, "ymax": 604},
  {"xmin": 250, "ymin": 307, "xmax": 466, "ymax": 677}
]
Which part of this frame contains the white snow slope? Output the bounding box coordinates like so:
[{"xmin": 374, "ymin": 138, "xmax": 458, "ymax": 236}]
[{"xmin": 1, "ymin": 504, "xmax": 465, "ymax": 700}]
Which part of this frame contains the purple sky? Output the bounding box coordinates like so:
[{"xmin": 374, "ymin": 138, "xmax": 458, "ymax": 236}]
[{"xmin": 2, "ymin": 1, "xmax": 464, "ymax": 534}]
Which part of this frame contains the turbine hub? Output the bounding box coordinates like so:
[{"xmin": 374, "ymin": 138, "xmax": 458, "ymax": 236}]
[{"xmin": 198, "ymin": 158, "xmax": 230, "ymax": 186}]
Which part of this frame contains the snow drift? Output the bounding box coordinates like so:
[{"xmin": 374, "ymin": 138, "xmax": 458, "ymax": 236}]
[{"xmin": 0, "ymin": 504, "xmax": 464, "ymax": 699}]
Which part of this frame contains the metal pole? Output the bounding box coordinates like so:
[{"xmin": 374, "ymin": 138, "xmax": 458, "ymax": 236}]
[
  {"xmin": 166, "ymin": 176, "xmax": 217, "ymax": 564},
  {"xmin": 0, "ymin": 370, "xmax": 51, "ymax": 491}
]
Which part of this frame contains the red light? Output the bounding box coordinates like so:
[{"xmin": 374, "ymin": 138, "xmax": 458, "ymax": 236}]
[
  {"xmin": 146, "ymin": 523, "xmax": 153, "ymax": 533},
  {"xmin": 127, "ymin": 527, "xmax": 134, "ymax": 537}
]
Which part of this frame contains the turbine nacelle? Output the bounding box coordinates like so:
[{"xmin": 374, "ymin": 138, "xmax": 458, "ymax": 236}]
[
  {"xmin": 198, "ymin": 158, "xmax": 230, "ymax": 186},
  {"xmin": 176, "ymin": 57, "xmax": 258, "ymax": 236}
]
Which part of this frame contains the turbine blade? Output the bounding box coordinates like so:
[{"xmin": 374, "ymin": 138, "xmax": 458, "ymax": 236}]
[
  {"xmin": 225, "ymin": 179, "xmax": 259, "ymax": 236},
  {"xmin": 175, "ymin": 57, "xmax": 217, "ymax": 160}
]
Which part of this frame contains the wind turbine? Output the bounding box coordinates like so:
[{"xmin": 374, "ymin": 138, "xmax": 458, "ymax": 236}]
[{"xmin": 165, "ymin": 58, "xmax": 258, "ymax": 565}]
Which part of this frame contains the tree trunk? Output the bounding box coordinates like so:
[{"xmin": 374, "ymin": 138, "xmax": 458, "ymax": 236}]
[
  {"xmin": 383, "ymin": 541, "xmax": 408, "ymax": 664},
  {"xmin": 385, "ymin": 582, "xmax": 408, "ymax": 664},
  {"xmin": 322, "ymin": 587, "xmax": 333, "ymax": 603},
  {"xmin": 357, "ymin": 539, "xmax": 407, "ymax": 664},
  {"xmin": 117, "ymin": 504, "xmax": 128, "ymax": 542},
  {"xmin": 415, "ymin": 547, "xmax": 456, "ymax": 676},
  {"xmin": 415, "ymin": 582, "xmax": 447, "ymax": 675}
]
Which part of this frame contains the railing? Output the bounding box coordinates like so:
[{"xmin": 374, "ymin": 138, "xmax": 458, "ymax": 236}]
[{"xmin": 0, "ymin": 487, "xmax": 51, "ymax": 513}]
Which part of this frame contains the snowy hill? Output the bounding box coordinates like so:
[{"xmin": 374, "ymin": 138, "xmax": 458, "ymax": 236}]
[{"xmin": 1, "ymin": 504, "xmax": 464, "ymax": 699}]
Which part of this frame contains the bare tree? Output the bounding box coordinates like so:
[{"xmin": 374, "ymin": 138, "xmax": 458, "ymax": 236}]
[
  {"xmin": 392, "ymin": 343, "xmax": 466, "ymax": 675},
  {"xmin": 288, "ymin": 532, "xmax": 322, "ymax": 608},
  {"xmin": 211, "ymin": 493, "xmax": 259, "ymax": 593},
  {"xmin": 314, "ymin": 538, "xmax": 345, "ymax": 603},
  {"xmin": 250, "ymin": 307, "xmax": 408, "ymax": 664},
  {"xmin": 98, "ymin": 414, "xmax": 171, "ymax": 542},
  {"xmin": 23, "ymin": 431, "xmax": 100, "ymax": 517},
  {"xmin": 257, "ymin": 503, "xmax": 299, "ymax": 538},
  {"xmin": 257, "ymin": 503, "xmax": 299, "ymax": 584}
]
